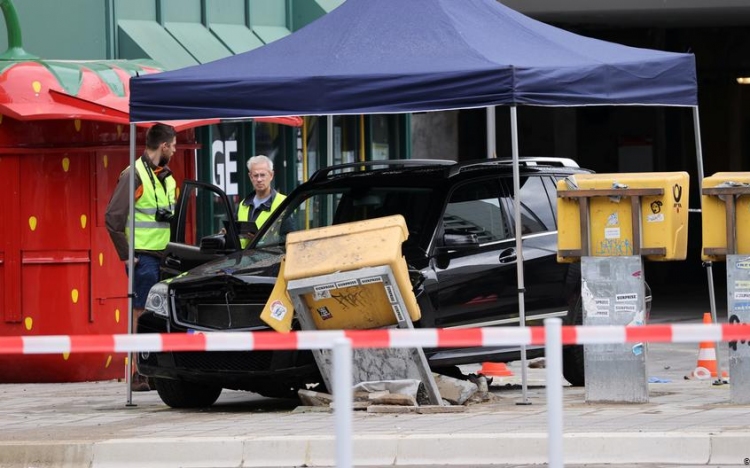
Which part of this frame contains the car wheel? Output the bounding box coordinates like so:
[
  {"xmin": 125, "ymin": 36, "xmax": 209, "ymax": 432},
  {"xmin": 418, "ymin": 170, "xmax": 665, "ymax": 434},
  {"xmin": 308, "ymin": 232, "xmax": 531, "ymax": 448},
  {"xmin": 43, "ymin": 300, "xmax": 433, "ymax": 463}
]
[
  {"xmin": 562, "ymin": 299, "xmax": 585, "ymax": 387},
  {"xmin": 153, "ymin": 378, "xmax": 223, "ymax": 408}
]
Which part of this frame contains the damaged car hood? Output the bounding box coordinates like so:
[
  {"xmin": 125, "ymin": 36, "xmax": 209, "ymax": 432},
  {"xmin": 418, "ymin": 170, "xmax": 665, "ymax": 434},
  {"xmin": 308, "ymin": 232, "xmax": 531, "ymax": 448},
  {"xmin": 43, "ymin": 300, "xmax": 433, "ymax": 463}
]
[{"xmin": 168, "ymin": 247, "xmax": 285, "ymax": 285}]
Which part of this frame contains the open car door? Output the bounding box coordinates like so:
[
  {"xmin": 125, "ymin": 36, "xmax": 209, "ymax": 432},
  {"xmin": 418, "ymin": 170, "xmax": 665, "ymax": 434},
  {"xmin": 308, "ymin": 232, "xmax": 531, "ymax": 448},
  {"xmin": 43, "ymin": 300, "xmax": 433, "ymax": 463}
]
[{"xmin": 162, "ymin": 180, "xmax": 243, "ymax": 277}]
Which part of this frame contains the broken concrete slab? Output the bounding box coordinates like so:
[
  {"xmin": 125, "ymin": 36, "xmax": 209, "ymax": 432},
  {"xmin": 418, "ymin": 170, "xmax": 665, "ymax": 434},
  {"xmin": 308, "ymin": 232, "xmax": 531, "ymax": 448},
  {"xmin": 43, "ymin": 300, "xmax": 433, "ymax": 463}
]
[
  {"xmin": 366, "ymin": 405, "xmax": 417, "ymax": 414},
  {"xmin": 353, "ymin": 379, "xmax": 422, "ymax": 399},
  {"xmin": 298, "ymin": 389, "xmax": 334, "ymax": 407},
  {"xmin": 369, "ymin": 393, "xmax": 417, "ymax": 406},
  {"xmin": 416, "ymin": 405, "xmax": 467, "ymax": 414},
  {"xmin": 433, "ymin": 374, "xmax": 478, "ymax": 405},
  {"xmin": 292, "ymin": 406, "xmax": 332, "ymax": 414},
  {"xmin": 366, "ymin": 390, "xmax": 391, "ymax": 400}
]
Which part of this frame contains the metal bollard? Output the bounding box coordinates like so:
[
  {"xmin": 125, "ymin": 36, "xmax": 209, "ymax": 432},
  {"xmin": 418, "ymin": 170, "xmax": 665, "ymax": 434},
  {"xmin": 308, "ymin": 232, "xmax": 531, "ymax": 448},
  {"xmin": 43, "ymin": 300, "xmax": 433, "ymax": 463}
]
[
  {"xmin": 582, "ymin": 256, "xmax": 648, "ymax": 403},
  {"xmin": 333, "ymin": 338, "xmax": 353, "ymax": 468},
  {"xmin": 545, "ymin": 318, "xmax": 564, "ymax": 468}
]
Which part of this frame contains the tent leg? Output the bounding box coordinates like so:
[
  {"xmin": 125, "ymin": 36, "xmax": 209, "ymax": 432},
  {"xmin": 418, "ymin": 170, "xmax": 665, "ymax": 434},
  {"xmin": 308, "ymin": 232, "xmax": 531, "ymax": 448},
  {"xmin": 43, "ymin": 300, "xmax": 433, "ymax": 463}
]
[
  {"xmin": 510, "ymin": 106, "xmax": 530, "ymax": 404},
  {"xmin": 693, "ymin": 106, "xmax": 725, "ymax": 385},
  {"xmin": 126, "ymin": 123, "xmax": 137, "ymax": 406},
  {"xmin": 486, "ymin": 106, "xmax": 496, "ymax": 159}
]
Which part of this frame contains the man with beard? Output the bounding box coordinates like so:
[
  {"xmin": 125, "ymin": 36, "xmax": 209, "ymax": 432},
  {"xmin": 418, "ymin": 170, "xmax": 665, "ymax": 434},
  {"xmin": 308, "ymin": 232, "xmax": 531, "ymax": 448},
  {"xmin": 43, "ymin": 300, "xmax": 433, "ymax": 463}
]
[{"xmin": 105, "ymin": 123, "xmax": 177, "ymax": 392}]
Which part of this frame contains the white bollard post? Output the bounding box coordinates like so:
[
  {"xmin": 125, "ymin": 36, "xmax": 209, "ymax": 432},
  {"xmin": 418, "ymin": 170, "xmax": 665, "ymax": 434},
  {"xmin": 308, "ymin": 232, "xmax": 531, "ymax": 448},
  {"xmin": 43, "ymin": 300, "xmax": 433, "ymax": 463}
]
[
  {"xmin": 333, "ymin": 338, "xmax": 353, "ymax": 468},
  {"xmin": 545, "ymin": 318, "xmax": 564, "ymax": 468}
]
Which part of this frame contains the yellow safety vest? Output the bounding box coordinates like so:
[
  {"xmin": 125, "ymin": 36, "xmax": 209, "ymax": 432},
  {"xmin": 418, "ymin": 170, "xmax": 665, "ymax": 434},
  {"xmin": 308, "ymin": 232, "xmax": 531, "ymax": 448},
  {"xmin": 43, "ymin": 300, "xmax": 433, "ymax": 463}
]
[
  {"xmin": 125, "ymin": 158, "xmax": 176, "ymax": 251},
  {"xmin": 237, "ymin": 191, "xmax": 286, "ymax": 248}
]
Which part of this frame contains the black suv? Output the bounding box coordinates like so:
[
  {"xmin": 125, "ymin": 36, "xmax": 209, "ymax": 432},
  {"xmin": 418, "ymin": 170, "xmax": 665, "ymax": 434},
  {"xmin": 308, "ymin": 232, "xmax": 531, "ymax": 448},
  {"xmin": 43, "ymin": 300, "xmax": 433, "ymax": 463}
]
[{"xmin": 139, "ymin": 158, "xmax": 594, "ymax": 408}]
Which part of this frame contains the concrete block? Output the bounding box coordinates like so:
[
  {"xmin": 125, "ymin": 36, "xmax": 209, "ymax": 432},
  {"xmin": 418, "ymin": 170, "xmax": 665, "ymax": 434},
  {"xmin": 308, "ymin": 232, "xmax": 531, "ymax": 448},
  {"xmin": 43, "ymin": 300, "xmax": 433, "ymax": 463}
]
[
  {"xmin": 433, "ymin": 374, "xmax": 478, "ymax": 405},
  {"xmin": 297, "ymin": 389, "xmax": 333, "ymax": 407},
  {"xmin": 369, "ymin": 393, "xmax": 417, "ymax": 406}
]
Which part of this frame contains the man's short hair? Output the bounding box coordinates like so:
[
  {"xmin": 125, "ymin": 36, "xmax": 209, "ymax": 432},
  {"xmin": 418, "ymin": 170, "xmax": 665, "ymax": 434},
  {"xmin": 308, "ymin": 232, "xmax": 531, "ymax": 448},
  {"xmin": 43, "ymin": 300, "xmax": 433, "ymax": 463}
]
[
  {"xmin": 247, "ymin": 155, "xmax": 274, "ymax": 172},
  {"xmin": 145, "ymin": 123, "xmax": 177, "ymax": 150}
]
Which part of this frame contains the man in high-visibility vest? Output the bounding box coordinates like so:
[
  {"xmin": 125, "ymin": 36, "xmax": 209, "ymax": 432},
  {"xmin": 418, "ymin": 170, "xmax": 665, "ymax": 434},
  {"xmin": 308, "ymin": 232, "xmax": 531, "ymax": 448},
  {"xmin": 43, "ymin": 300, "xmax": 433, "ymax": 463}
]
[
  {"xmin": 105, "ymin": 123, "xmax": 177, "ymax": 392},
  {"xmin": 237, "ymin": 155, "xmax": 286, "ymax": 248}
]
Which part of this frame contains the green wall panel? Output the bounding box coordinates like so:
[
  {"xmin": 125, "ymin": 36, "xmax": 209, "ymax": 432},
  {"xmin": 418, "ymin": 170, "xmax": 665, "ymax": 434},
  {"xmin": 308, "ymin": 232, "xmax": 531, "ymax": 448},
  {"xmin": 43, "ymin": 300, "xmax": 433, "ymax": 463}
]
[
  {"xmin": 118, "ymin": 19, "xmax": 198, "ymax": 70},
  {"xmin": 0, "ymin": 0, "xmax": 107, "ymax": 59},
  {"xmin": 208, "ymin": 0, "xmax": 246, "ymax": 24},
  {"xmin": 165, "ymin": 22, "xmax": 232, "ymax": 63},
  {"xmin": 210, "ymin": 24, "xmax": 264, "ymax": 54},
  {"xmin": 114, "ymin": 0, "xmax": 156, "ymax": 21},
  {"xmin": 249, "ymin": 1, "xmax": 287, "ymax": 26},
  {"xmin": 207, "ymin": 0, "xmax": 265, "ymax": 53},
  {"xmin": 161, "ymin": 0, "xmax": 201, "ymax": 22},
  {"xmin": 292, "ymin": 0, "xmax": 343, "ymax": 30}
]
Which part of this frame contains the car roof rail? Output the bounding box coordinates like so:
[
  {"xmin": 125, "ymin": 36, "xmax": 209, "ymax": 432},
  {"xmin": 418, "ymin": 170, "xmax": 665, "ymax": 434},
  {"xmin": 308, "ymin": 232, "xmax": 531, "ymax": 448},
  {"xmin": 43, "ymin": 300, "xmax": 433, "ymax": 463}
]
[
  {"xmin": 505, "ymin": 157, "xmax": 579, "ymax": 168},
  {"xmin": 308, "ymin": 159, "xmax": 456, "ymax": 183},
  {"xmin": 448, "ymin": 157, "xmax": 579, "ymax": 177}
]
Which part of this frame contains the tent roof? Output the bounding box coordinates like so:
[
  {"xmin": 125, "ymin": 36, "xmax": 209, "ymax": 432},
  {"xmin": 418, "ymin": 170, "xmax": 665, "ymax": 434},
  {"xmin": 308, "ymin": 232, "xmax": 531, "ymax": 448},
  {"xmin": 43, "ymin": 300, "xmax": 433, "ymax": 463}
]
[{"xmin": 130, "ymin": 0, "xmax": 697, "ymax": 123}]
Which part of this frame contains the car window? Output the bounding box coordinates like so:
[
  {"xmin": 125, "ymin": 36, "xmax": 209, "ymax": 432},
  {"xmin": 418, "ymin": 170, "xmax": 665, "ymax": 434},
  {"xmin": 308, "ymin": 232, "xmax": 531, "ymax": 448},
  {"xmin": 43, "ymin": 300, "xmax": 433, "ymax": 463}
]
[
  {"xmin": 174, "ymin": 183, "xmax": 236, "ymax": 247},
  {"xmin": 443, "ymin": 179, "xmax": 509, "ymax": 243},
  {"xmin": 255, "ymin": 187, "xmax": 434, "ymax": 249},
  {"xmin": 506, "ymin": 175, "xmax": 557, "ymax": 235}
]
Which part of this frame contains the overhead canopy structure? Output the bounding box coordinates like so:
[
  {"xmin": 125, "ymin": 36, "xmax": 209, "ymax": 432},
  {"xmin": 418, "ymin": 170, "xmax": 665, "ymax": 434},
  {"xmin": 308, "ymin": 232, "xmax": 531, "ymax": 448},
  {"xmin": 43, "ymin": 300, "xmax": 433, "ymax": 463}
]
[
  {"xmin": 127, "ymin": 0, "xmax": 706, "ymax": 404},
  {"xmin": 130, "ymin": 0, "xmax": 696, "ymax": 122}
]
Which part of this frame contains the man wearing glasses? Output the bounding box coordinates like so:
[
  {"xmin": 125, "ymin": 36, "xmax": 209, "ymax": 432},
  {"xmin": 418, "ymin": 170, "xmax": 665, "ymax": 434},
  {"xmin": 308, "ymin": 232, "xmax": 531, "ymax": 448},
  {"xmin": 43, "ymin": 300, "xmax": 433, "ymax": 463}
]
[{"xmin": 237, "ymin": 155, "xmax": 286, "ymax": 248}]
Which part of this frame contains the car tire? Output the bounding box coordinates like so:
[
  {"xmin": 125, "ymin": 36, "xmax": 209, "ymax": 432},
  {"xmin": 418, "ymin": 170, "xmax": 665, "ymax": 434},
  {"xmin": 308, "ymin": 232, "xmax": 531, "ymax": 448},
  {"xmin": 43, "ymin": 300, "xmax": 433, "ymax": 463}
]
[
  {"xmin": 154, "ymin": 378, "xmax": 223, "ymax": 408},
  {"xmin": 562, "ymin": 300, "xmax": 585, "ymax": 387}
]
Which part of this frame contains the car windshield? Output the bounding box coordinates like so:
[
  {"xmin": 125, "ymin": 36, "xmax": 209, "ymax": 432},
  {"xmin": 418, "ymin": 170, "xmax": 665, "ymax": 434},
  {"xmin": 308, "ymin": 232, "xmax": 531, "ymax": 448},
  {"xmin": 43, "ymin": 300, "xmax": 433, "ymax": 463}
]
[{"xmin": 254, "ymin": 186, "xmax": 434, "ymax": 250}]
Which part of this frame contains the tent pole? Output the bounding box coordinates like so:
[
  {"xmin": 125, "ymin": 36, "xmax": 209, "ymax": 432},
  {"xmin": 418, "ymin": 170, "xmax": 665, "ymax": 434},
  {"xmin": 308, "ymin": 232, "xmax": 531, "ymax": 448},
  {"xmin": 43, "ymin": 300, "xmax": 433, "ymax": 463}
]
[
  {"xmin": 486, "ymin": 106, "xmax": 496, "ymax": 159},
  {"xmin": 692, "ymin": 106, "xmax": 724, "ymax": 384},
  {"xmin": 126, "ymin": 122, "xmax": 136, "ymax": 406},
  {"xmin": 327, "ymin": 115, "xmax": 334, "ymax": 167},
  {"xmin": 510, "ymin": 106, "xmax": 530, "ymax": 404}
]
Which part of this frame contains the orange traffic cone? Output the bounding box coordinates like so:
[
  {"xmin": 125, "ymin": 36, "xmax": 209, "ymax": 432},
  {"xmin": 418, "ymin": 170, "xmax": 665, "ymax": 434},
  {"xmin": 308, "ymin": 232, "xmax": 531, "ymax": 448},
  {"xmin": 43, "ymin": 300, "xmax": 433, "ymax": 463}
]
[
  {"xmin": 478, "ymin": 362, "xmax": 514, "ymax": 377},
  {"xmin": 686, "ymin": 312, "xmax": 728, "ymax": 380}
]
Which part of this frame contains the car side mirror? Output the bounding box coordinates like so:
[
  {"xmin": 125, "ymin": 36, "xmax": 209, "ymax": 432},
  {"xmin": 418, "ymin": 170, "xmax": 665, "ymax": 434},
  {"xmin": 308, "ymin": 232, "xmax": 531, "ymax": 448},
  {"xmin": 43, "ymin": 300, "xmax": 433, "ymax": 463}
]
[
  {"xmin": 199, "ymin": 233, "xmax": 227, "ymax": 254},
  {"xmin": 437, "ymin": 232, "xmax": 480, "ymax": 252}
]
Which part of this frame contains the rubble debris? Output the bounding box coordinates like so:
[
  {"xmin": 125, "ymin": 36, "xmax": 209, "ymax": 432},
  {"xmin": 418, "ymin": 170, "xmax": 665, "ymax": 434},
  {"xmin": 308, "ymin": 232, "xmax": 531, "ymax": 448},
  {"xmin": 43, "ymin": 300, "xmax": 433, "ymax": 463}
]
[
  {"xmin": 433, "ymin": 374, "xmax": 478, "ymax": 405},
  {"xmin": 366, "ymin": 405, "xmax": 417, "ymax": 414},
  {"xmin": 298, "ymin": 389, "xmax": 334, "ymax": 407},
  {"xmin": 529, "ymin": 358, "xmax": 546, "ymax": 369},
  {"xmin": 416, "ymin": 405, "xmax": 467, "ymax": 414},
  {"xmin": 369, "ymin": 393, "xmax": 417, "ymax": 406}
]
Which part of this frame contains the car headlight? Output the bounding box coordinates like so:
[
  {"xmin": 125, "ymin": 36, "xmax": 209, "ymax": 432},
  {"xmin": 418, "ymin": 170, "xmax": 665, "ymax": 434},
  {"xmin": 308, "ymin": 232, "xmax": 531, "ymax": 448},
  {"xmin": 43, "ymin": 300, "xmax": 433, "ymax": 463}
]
[{"xmin": 145, "ymin": 282, "xmax": 169, "ymax": 317}]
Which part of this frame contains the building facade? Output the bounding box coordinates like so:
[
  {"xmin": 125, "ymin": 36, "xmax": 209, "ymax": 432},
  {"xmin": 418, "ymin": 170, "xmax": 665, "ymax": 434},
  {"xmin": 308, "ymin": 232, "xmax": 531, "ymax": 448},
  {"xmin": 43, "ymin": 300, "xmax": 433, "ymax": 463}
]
[{"xmin": 2, "ymin": 0, "xmax": 745, "ymax": 290}]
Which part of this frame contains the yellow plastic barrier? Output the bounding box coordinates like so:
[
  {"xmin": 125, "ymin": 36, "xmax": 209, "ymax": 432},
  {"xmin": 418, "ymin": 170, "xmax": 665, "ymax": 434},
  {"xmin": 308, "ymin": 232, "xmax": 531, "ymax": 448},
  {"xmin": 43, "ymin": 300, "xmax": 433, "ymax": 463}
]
[
  {"xmin": 557, "ymin": 172, "xmax": 689, "ymax": 262},
  {"xmin": 701, "ymin": 172, "xmax": 750, "ymax": 261},
  {"xmin": 281, "ymin": 215, "xmax": 420, "ymax": 330}
]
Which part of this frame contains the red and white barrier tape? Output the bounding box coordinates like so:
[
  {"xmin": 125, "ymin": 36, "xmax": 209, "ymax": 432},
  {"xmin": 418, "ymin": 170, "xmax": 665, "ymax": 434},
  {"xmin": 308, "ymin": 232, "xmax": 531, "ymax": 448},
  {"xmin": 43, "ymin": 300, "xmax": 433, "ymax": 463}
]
[{"xmin": 2, "ymin": 323, "xmax": 750, "ymax": 355}]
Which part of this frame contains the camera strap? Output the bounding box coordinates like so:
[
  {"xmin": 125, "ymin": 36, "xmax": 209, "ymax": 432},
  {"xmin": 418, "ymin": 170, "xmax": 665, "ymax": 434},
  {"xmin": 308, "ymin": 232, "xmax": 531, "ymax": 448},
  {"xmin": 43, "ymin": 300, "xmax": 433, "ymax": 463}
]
[{"xmin": 141, "ymin": 155, "xmax": 172, "ymax": 212}]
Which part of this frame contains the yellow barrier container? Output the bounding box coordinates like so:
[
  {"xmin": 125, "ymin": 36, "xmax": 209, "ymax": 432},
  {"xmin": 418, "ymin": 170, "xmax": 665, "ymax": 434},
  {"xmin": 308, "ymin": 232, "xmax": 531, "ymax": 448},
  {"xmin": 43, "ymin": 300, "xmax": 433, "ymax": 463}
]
[
  {"xmin": 557, "ymin": 172, "xmax": 689, "ymax": 262},
  {"xmin": 283, "ymin": 215, "xmax": 420, "ymax": 330},
  {"xmin": 701, "ymin": 172, "xmax": 750, "ymax": 261}
]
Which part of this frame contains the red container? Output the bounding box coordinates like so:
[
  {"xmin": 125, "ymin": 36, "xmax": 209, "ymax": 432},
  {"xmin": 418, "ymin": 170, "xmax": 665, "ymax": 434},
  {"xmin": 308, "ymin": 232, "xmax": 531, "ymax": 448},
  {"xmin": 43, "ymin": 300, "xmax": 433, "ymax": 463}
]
[{"xmin": 0, "ymin": 57, "xmax": 198, "ymax": 382}]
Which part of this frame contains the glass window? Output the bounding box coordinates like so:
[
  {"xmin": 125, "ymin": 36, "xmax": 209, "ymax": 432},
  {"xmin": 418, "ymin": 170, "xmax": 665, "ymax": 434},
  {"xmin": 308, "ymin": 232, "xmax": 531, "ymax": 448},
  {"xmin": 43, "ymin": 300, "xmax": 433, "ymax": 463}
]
[
  {"xmin": 176, "ymin": 184, "xmax": 235, "ymax": 247},
  {"xmin": 371, "ymin": 115, "xmax": 390, "ymax": 160},
  {"xmin": 443, "ymin": 180, "xmax": 508, "ymax": 243},
  {"xmin": 256, "ymin": 187, "xmax": 434, "ymax": 250},
  {"xmin": 507, "ymin": 176, "xmax": 557, "ymax": 235}
]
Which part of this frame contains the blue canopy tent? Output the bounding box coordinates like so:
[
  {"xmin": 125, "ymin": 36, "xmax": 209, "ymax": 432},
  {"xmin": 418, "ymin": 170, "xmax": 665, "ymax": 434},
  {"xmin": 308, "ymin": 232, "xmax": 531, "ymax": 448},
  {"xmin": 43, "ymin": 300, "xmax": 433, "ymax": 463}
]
[
  {"xmin": 130, "ymin": 0, "xmax": 696, "ymax": 118},
  {"xmin": 128, "ymin": 0, "xmax": 712, "ymax": 404}
]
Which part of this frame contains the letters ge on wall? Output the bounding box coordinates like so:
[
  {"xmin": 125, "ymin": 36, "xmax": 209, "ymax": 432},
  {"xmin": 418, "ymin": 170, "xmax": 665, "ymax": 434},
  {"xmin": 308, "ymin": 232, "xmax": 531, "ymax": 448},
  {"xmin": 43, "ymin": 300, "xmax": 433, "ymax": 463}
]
[{"xmin": 212, "ymin": 138, "xmax": 239, "ymax": 196}]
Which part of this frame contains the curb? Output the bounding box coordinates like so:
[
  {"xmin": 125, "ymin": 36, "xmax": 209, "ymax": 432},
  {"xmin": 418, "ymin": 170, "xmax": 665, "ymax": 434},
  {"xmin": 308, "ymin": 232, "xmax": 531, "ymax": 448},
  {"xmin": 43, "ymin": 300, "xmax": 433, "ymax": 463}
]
[{"xmin": 2, "ymin": 432, "xmax": 749, "ymax": 467}]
